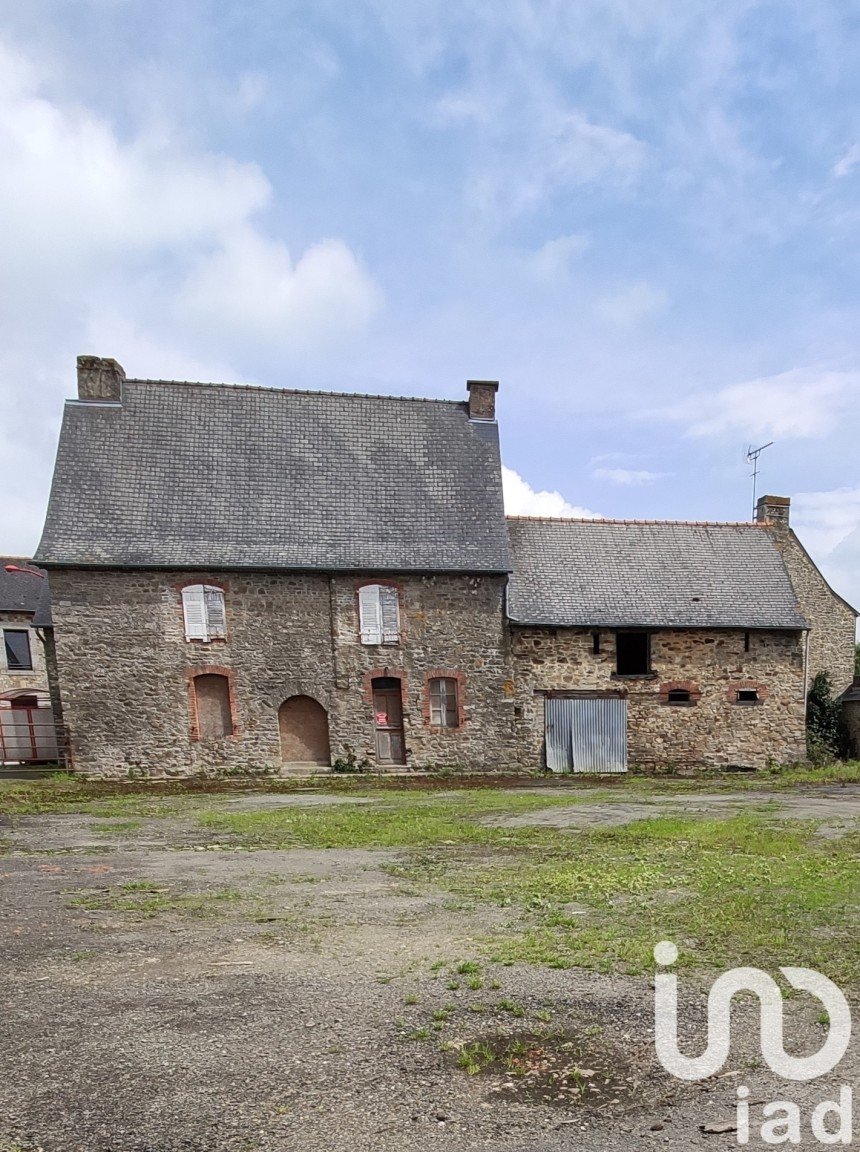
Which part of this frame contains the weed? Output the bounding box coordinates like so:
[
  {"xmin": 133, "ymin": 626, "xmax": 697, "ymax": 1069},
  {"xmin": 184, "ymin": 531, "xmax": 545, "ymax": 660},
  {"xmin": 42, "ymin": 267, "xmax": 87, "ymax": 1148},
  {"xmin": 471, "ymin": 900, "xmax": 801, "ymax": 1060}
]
[
  {"xmin": 456, "ymin": 1041, "xmax": 494, "ymax": 1075},
  {"xmin": 498, "ymin": 999, "xmax": 525, "ymax": 1018},
  {"xmin": 456, "ymin": 960, "xmax": 481, "ymax": 975}
]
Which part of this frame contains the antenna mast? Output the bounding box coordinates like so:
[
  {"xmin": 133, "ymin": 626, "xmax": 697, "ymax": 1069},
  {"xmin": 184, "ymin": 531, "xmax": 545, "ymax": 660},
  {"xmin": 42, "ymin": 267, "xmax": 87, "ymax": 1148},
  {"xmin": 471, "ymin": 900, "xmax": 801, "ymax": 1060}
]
[{"xmin": 746, "ymin": 441, "xmax": 773, "ymax": 519}]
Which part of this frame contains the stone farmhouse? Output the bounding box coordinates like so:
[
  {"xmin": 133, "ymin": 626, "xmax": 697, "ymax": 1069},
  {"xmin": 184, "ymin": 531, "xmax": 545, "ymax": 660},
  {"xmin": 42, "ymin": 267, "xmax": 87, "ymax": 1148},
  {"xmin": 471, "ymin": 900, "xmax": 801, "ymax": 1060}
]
[
  {"xmin": 34, "ymin": 356, "xmax": 856, "ymax": 777},
  {"xmin": 0, "ymin": 560, "xmax": 59, "ymax": 763}
]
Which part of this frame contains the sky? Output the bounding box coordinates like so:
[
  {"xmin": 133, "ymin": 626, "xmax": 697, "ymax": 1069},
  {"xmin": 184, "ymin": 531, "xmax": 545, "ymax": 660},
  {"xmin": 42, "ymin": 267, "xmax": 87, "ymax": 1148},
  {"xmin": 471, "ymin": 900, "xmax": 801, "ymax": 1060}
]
[{"xmin": 0, "ymin": 0, "xmax": 858, "ymax": 614}]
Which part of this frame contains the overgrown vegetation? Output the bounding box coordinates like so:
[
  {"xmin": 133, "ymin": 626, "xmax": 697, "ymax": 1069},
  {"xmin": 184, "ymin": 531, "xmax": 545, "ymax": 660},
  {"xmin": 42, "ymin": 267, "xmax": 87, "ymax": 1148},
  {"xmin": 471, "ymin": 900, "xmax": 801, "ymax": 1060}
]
[{"xmin": 806, "ymin": 671, "xmax": 850, "ymax": 762}]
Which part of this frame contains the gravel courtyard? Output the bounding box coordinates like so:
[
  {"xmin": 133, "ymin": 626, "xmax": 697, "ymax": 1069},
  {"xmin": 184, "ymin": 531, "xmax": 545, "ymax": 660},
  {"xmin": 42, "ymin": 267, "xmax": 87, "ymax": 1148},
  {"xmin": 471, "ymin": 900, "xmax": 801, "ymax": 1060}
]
[{"xmin": 1, "ymin": 782, "xmax": 857, "ymax": 1152}]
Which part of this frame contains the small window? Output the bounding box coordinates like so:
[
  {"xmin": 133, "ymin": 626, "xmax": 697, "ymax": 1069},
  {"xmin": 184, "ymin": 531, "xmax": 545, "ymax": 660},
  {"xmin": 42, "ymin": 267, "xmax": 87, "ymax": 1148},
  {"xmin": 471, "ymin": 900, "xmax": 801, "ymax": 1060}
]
[
  {"xmin": 3, "ymin": 630, "xmax": 32, "ymax": 671},
  {"xmin": 667, "ymin": 688, "xmax": 692, "ymax": 705},
  {"xmin": 737, "ymin": 688, "xmax": 760, "ymax": 704},
  {"xmin": 429, "ymin": 677, "xmax": 459, "ymax": 728},
  {"xmin": 616, "ymin": 631, "xmax": 650, "ymax": 675},
  {"xmin": 592, "ymin": 632, "xmax": 600, "ymax": 655},
  {"xmin": 358, "ymin": 584, "xmax": 400, "ymax": 645},
  {"xmin": 193, "ymin": 674, "xmax": 233, "ymax": 739},
  {"xmin": 744, "ymin": 631, "xmax": 751, "ymax": 652},
  {"xmin": 182, "ymin": 585, "xmax": 226, "ymax": 642}
]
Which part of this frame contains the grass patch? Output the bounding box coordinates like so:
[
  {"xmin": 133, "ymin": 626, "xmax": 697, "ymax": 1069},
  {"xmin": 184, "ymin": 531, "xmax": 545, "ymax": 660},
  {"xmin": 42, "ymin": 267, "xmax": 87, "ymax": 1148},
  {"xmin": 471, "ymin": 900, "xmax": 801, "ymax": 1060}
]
[
  {"xmin": 68, "ymin": 882, "xmax": 251, "ymax": 920},
  {"xmin": 192, "ymin": 789, "xmax": 594, "ymax": 849},
  {"xmin": 439, "ymin": 814, "xmax": 860, "ymax": 989}
]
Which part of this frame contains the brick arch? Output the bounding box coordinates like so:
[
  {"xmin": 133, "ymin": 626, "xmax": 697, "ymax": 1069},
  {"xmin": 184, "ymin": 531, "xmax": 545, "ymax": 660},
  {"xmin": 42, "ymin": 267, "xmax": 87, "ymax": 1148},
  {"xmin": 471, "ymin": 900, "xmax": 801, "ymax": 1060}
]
[
  {"xmin": 658, "ymin": 680, "xmax": 701, "ymax": 705},
  {"xmin": 727, "ymin": 680, "xmax": 769, "ymax": 704},
  {"xmin": 186, "ymin": 665, "xmax": 238, "ymax": 740},
  {"xmin": 278, "ymin": 695, "xmax": 331, "ymax": 765}
]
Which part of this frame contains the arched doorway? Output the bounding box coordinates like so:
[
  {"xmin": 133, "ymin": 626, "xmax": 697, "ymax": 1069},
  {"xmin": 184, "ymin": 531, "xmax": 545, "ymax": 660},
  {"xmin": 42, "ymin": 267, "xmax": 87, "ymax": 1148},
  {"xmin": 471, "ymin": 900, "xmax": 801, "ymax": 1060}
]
[{"xmin": 278, "ymin": 696, "xmax": 331, "ymax": 765}]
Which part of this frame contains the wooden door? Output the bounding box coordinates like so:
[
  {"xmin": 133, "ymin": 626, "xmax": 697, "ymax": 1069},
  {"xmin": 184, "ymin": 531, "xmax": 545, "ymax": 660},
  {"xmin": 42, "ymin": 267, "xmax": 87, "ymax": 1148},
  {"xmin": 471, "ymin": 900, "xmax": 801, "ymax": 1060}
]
[{"xmin": 372, "ymin": 678, "xmax": 405, "ymax": 765}]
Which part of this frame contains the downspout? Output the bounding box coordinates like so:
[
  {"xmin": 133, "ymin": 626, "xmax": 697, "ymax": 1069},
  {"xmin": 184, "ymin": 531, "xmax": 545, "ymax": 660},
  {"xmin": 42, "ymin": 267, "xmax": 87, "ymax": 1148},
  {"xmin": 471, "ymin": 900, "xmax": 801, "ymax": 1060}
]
[
  {"xmin": 802, "ymin": 628, "xmax": 811, "ymax": 711},
  {"xmin": 328, "ymin": 575, "xmax": 340, "ymax": 686}
]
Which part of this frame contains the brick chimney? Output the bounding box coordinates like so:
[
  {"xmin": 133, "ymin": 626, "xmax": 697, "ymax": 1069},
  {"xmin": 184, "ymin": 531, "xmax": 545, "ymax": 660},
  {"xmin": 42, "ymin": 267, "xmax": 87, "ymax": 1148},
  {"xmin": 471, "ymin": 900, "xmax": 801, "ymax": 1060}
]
[
  {"xmin": 466, "ymin": 379, "xmax": 499, "ymax": 421},
  {"xmin": 755, "ymin": 494, "xmax": 790, "ymax": 528},
  {"xmin": 77, "ymin": 355, "xmax": 125, "ymax": 402}
]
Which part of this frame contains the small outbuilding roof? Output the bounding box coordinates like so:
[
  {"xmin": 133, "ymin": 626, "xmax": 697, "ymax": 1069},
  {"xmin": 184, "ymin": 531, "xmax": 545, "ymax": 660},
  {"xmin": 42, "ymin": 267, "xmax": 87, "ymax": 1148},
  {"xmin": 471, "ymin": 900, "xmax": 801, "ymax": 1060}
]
[
  {"xmin": 0, "ymin": 560, "xmax": 52, "ymax": 626},
  {"xmin": 506, "ymin": 518, "xmax": 809, "ymax": 630},
  {"xmin": 35, "ymin": 379, "xmax": 512, "ymax": 573}
]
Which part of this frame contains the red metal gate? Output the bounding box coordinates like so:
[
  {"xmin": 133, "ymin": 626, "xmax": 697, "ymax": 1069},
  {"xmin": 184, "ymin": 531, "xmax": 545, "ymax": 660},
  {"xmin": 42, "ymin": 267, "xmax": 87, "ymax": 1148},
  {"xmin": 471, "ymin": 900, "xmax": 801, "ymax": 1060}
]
[{"xmin": 0, "ymin": 702, "xmax": 60, "ymax": 763}]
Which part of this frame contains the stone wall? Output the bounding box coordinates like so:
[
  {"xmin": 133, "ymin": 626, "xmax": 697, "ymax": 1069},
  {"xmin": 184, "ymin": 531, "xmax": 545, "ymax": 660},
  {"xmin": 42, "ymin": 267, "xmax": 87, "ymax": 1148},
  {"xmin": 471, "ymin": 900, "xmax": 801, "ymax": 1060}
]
[
  {"xmin": 772, "ymin": 529, "xmax": 857, "ymax": 696},
  {"xmin": 329, "ymin": 574, "xmax": 515, "ymax": 770},
  {"xmin": 0, "ymin": 612, "xmax": 49, "ymax": 698},
  {"xmin": 47, "ymin": 568, "xmax": 517, "ymax": 777},
  {"xmin": 511, "ymin": 626, "xmax": 807, "ymax": 770}
]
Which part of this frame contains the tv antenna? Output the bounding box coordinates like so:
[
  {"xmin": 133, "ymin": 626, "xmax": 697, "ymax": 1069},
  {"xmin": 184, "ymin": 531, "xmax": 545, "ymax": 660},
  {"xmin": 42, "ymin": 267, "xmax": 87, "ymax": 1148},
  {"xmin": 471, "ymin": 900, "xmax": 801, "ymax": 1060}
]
[{"xmin": 746, "ymin": 441, "xmax": 773, "ymax": 519}]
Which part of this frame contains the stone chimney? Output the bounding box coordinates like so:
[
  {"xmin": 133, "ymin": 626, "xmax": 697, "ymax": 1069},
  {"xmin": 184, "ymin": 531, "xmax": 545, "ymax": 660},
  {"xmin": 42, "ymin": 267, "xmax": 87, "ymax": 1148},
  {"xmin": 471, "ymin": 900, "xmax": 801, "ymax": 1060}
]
[
  {"xmin": 77, "ymin": 355, "xmax": 125, "ymax": 402},
  {"xmin": 755, "ymin": 494, "xmax": 790, "ymax": 528},
  {"xmin": 466, "ymin": 379, "xmax": 499, "ymax": 421}
]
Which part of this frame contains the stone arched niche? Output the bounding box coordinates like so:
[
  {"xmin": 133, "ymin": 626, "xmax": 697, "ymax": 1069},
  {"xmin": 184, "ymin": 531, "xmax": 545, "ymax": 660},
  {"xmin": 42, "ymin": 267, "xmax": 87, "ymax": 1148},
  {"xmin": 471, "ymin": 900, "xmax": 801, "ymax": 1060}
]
[{"xmin": 278, "ymin": 696, "xmax": 331, "ymax": 765}]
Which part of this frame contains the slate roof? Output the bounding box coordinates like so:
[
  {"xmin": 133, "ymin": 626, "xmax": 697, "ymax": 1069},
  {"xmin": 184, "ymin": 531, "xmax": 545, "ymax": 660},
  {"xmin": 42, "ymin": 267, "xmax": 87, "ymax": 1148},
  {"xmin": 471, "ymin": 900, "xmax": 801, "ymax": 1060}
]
[
  {"xmin": 506, "ymin": 518, "xmax": 809, "ymax": 629},
  {"xmin": 0, "ymin": 559, "xmax": 52, "ymax": 626},
  {"xmin": 35, "ymin": 380, "xmax": 512, "ymax": 572}
]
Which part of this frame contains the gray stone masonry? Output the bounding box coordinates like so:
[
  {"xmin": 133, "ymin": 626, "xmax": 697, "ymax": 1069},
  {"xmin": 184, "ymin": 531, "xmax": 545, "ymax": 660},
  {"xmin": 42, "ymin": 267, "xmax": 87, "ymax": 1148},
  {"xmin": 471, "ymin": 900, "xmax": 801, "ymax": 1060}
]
[
  {"xmin": 756, "ymin": 496, "xmax": 856, "ymax": 696},
  {"xmin": 511, "ymin": 626, "xmax": 807, "ymax": 770},
  {"xmin": 48, "ymin": 569, "xmax": 517, "ymax": 777}
]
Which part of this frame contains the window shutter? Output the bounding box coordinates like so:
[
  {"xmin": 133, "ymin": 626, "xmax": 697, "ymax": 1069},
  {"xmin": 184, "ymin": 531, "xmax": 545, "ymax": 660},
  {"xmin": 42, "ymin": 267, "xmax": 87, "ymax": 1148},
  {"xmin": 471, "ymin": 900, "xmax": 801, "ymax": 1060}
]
[
  {"xmin": 182, "ymin": 585, "xmax": 208, "ymax": 641},
  {"xmin": 204, "ymin": 587, "xmax": 226, "ymax": 638},
  {"xmin": 380, "ymin": 586, "xmax": 400, "ymax": 644},
  {"xmin": 358, "ymin": 585, "xmax": 382, "ymax": 645}
]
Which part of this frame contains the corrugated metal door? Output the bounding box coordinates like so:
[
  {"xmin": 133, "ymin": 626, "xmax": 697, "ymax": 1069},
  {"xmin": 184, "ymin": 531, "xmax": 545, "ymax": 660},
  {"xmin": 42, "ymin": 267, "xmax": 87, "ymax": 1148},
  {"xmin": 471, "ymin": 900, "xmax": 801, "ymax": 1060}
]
[{"xmin": 545, "ymin": 696, "xmax": 627, "ymax": 774}]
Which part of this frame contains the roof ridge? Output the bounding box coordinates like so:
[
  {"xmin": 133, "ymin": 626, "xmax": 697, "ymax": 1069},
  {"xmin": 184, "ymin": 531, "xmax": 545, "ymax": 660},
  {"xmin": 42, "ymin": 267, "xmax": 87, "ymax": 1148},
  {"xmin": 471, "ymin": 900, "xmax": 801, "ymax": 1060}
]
[
  {"xmin": 123, "ymin": 378, "xmax": 465, "ymax": 407},
  {"xmin": 505, "ymin": 515, "xmax": 763, "ymax": 527}
]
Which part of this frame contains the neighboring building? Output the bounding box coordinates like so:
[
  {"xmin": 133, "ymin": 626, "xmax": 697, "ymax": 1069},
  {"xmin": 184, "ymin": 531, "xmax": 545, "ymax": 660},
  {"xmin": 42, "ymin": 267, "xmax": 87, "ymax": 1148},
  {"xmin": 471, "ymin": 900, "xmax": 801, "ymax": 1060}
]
[
  {"xmin": 34, "ymin": 356, "xmax": 857, "ymax": 776},
  {"xmin": 506, "ymin": 519, "xmax": 812, "ymax": 771},
  {"xmin": 0, "ymin": 560, "xmax": 59, "ymax": 763},
  {"xmin": 838, "ymin": 678, "xmax": 860, "ymax": 758}
]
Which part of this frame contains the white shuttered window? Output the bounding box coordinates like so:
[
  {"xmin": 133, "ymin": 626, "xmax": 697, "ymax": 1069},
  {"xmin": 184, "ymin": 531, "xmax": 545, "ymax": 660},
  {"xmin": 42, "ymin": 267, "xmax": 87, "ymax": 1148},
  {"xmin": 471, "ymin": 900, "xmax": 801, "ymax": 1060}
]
[
  {"xmin": 358, "ymin": 585, "xmax": 400, "ymax": 645},
  {"xmin": 182, "ymin": 585, "xmax": 227, "ymax": 642}
]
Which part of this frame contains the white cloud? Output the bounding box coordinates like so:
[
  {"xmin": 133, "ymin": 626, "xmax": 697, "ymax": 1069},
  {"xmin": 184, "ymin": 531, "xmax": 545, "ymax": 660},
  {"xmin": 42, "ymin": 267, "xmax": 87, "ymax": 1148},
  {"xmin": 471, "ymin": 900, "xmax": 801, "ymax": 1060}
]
[
  {"xmin": 592, "ymin": 467, "xmax": 670, "ymax": 486},
  {"xmin": 502, "ymin": 466, "xmax": 601, "ymax": 519},
  {"xmin": 0, "ymin": 36, "xmax": 380, "ymax": 345},
  {"xmin": 0, "ymin": 34, "xmax": 382, "ymax": 555},
  {"xmin": 530, "ymin": 233, "xmax": 590, "ymax": 281},
  {"xmin": 467, "ymin": 108, "xmax": 645, "ymax": 217},
  {"xmin": 833, "ymin": 143, "xmax": 860, "ymax": 178},
  {"xmin": 667, "ymin": 367, "xmax": 860, "ymax": 440},
  {"xmin": 178, "ymin": 229, "xmax": 381, "ymax": 349},
  {"xmin": 596, "ymin": 281, "xmax": 668, "ymax": 326}
]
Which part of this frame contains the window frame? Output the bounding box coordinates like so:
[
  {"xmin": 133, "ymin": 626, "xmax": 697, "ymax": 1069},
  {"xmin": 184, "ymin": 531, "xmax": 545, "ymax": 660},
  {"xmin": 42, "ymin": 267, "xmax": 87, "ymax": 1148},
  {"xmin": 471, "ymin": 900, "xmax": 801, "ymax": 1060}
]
[
  {"xmin": 3, "ymin": 629, "xmax": 33, "ymax": 671},
  {"xmin": 181, "ymin": 584, "xmax": 227, "ymax": 643},
  {"xmin": 428, "ymin": 676, "xmax": 460, "ymax": 729},
  {"xmin": 615, "ymin": 630, "xmax": 652, "ymax": 677},
  {"xmin": 736, "ymin": 688, "xmax": 760, "ymax": 705},
  {"xmin": 358, "ymin": 584, "xmax": 401, "ymax": 646},
  {"xmin": 188, "ymin": 666, "xmax": 237, "ymax": 741}
]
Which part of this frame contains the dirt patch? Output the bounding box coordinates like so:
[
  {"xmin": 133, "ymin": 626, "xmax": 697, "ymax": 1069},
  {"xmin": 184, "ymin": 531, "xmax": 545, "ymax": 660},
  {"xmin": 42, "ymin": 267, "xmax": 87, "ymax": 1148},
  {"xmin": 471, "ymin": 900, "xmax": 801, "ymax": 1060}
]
[
  {"xmin": 487, "ymin": 786, "xmax": 860, "ymax": 836},
  {"xmin": 449, "ymin": 1026, "xmax": 661, "ymax": 1111}
]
